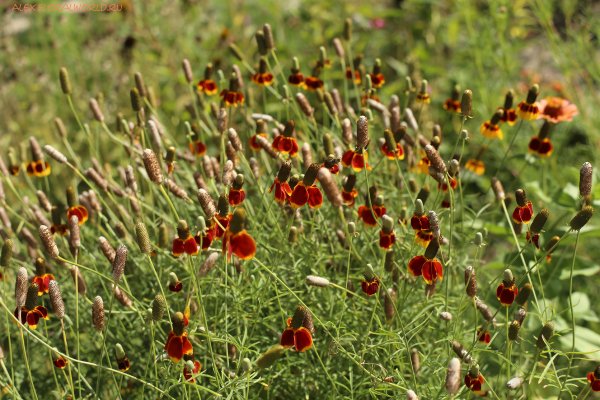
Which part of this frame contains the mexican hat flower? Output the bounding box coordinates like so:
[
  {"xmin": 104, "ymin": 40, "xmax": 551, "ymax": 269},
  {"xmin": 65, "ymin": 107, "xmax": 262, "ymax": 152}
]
[
  {"xmin": 346, "ymin": 54, "xmax": 362, "ymax": 84},
  {"xmin": 197, "ymin": 63, "xmax": 218, "ymax": 96},
  {"xmin": 269, "ymin": 161, "xmax": 293, "ymax": 205},
  {"xmin": 229, "ymin": 174, "xmax": 246, "ymax": 206},
  {"xmin": 222, "ymin": 207, "xmax": 256, "ymax": 261},
  {"xmin": 587, "ymin": 366, "xmax": 600, "ymax": 392},
  {"xmin": 512, "ymin": 189, "xmax": 533, "ymax": 224},
  {"xmin": 498, "ymin": 90, "xmax": 518, "ymax": 126},
  {"xmin": 408, "ymin": 239, "xmax": 443, "ymax": 284},
  {"xmin": 438, "ymin": 177, "xmax": 457, "ymax": 193},
  {"xmin": 465, "ymin": 145, "xmax": 487, "ymax": 176},
  {"xmin": 26, "ymin": 137, "xmax": 51, "ymax": 178},
  {"xmin": 369, "ymin": 59, "xmax": 385, "ymax": 88},
  {"xmin": 184, "ymin": 357, "xmax": 202, "ymax": 383},
  {"xmin": 173, "ymin": 220, "xmax": 199, "ymax": 257},
  {"xmin": 188, "ymin": 124, "xmax": 206, "ymax": 157},
  {"xmin": 480, "ymin": 109, "xmax": 504, "ymax": 140},
  {"xmin": 527, "ymin": 209, "xmax": 549, "ymax": 250},
  {"xmin": 214, "ymin": 194, "xmax": 233, "ymax": 240},
  {"xmin": 361, "ymin": 93, "xmax": 381, "ymax": 106},
  {"xmin": 251, "ymin": 58, "xmax": 274, "ymax": 87},
  {"xmin": 477, "ymin": 329, "xmax": 491, "ymax": 344},
  {"xmin": 411, "ymin": 199, "xmax": 433, "ymax": 248},
  {"xmin": 416, "ymin": 80, "xmax": 430, "ymax": 104},
  {"xmin": 361, "ymin": 264, "xmax": 380, "ymax": 296},
  {"xmin": 66, "ymin": 186, "xmax": 88, "ymax": 226},
  {"xmin": 380, "ymin": 129, "xmax": 404, "ymax": 160},
  {"xmin": 528, "ymin": 120, "xmax": 553, "ymax": 157},
  {"xmin": 14, "ymin": 283, "xmax": 49, "ymax": 329},
  {"xmin": 358, "ymin": 187, "xmax": 386, "ymax": 228},
  {"xmin": 115, "ymin": 344, "xmax": 130, "ymax": 372},
  {"xmin": 341, "ymin": 148, "xmax": 371, "ymax": 172},
  {"xmin": 194, "ymin": 218, "xmax": 215, "ymax": 251},
  {"xmin": 31, "ymin": 258, "xmax": 55, "ymax": 296},
  {"xmin": 169, "ymin": 272, "xmax": 183, "ymax": 293},
  {"xmin": 443, "ymin": 85, "xmax": 461, "ymax": 113},
  {"xmin": 249, "ymin": 118, "xmax": 268, "ymax": 151},
  {"xmin": 290, "ymin": 163, "xmax": 323, "ymax": 210},
  {"xmin": 411, "ymin": 150, "xmax": 431, "ymax": 175},
  {"xmin": 536, "ymin": 96, "xmax": 578, "ymax": 123},
  {"xmin": 516, "ymin": 84, "xmax": 540, "ymax": 121},
  {"xmin": 280, "ymin": 305, "xmax": 313, "ymax": 352},
  {"xmin": 165, "ymin": 312, "xmax": 194, "ymax": 363},
  {"xmin": 379, "ymin": 215, "xmax": 396, "ymax": 250},
  {"xmin": 496, "ymin": 269, "xmax": 518, "ymax": 306},
  {"xmin": 303, "ymin": 63, "xmax": 324, "ymax": 92},
  {"xmin": 464, "ymin": 365, "xmax": 484, "ymax": 394},
  {"xmin": 272, "ymin": 120, "xmax": 299, "ymax": 157},
  {"xmin": 52, "ymin": 349, "xmax": 67, "ymax": 369},
  {"xmin": 341, "ymin": 175, "xmax": 358, "ymax": 207},
  {"xmin": 7, "ymin": 148, "xmax": 21, "ymax": 176},
  {"xmin": 219, "ymin": 72, "xmax": 244, "ymax": 107},
  {"xmin": 288, "ymin": 57, "xmax": 304, "ymax": 87}
]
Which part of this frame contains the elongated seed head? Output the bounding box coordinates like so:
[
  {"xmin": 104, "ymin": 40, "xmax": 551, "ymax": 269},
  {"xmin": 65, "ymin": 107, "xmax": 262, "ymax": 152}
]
[
  {"xmin": 491, "ymin": 177, "xmax": 505, "ymax": 200},
  {"xmin": 142, "ymin": 149, "xmax": 163, "ymax": 185},
  {"xmin": 69, "ymin": 216, "xmax": 80, "ymax": 249},
  {"xmin": 569, "ymin": 206, "xmax": 594, "ymax": 231},
  {"xmin": 530, "ymin": 209, "xmax": 549, "ymax": 234},
  {"xmin": 461, "ymin": 90, "xmax": 472, "ymax": 117},
  {"xmin": 580, "ymin": 162, "xmax": 593, "ymax": 197},
  {"xmin": 536, "ymin": 321, "xmax": 554, "ymax": 349},
  {"xmin": 1, "ymin": 239, "xmax": 12, "ymax": 268},
  {"xmin": 515, "ymin": 283, "xmax": 532, "ymax": 306},
  {"xmin": 357, "ymin": 116, "xmax": 369, "ymax": 148},
  {"xmin": 318, "ymin": 168, "xmax": 342, "ymax": 207},
  {"xmin": 15, "ymin": 267, "xmax": 28, "ymax": 308},
  {"xmin": 112, "ymin": 244, "xmax": 127, "ymax": 283},
  {"xmin": 39, "ymin": 225, "xmax": 59, "ymax": 259},
  {"xmin": 306, "ymin": 275, "xmax": 330, "ymax": 287},
  {"xmin": 49, "ymin": 280, "xmax": 65, "ymax": 319},
  {"xmin": 136, "ymin": 223, "xmax": 152, "ymax": 254},
  {"xmin": 152, "ymin": 294, "xmax": 165, "ymax": 321},
  {"xmin": 92, "ymin": 296, "xmax": 105, "ymax": 331},
  {"xmin": 446, "ymin": 358, "xmax": 461, "ymax": 394}
]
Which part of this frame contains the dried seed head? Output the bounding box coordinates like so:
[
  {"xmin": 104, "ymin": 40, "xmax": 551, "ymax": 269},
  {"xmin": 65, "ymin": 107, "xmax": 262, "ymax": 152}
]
[
  {"xmin": 357, "ymin": 116, "xmax": 370, "ymax": 148},
  {"xmin": 416, "ymin": 185, "xmax": 431, "ymax": 205},
  {"xmin": 491, "ymin": 177, "xmax": 505, "ymax": 200},
  {"xmin": 85, "ymin": 168, "xmax": 108, "ymax": 191},
  {"xmin": 36, "ymin": 190, "xmax": 51, "ymax": 213},
  {"xmin": 507, "ymin": 377, "xmax": 523, "ymax": 390},
  {"xmin": 201, "ymin": 155, "xmax": 214, "ymax": 179},
  {"xmin": 579, "ymin": 162, "xmax": 593, "ymax": 197},
  {"xmin": 48, "ymin": 280, "xmax": 65, "ymax": 319},
  {"xmin": 39, "ymin": 225, "xmax": 59, "ymax": 259},
  {"xmin": 569, "ymin": 206, "xmax": 594, "ymax": 231},
  {"xmin": 113, "ymin": 284, "xmax": 132, "ymax": 308},
  {"xmin": 425, "ymin": 145, "xmax": 446, "ymax": 174},
  {"xmin": 15, "ymin": 267, "xmax": 28, "ymax": 308},
  {"xmin": 226, "ymin": 128, "xmax": 243, "ymax": 152},
  {"xmin": 197, "ymin": 189, "xmax": 217, "ymax": 220},
  {"xmin": 465, "ymin": 266, "xmax": 477, "ymax": 297},
  {"xmin": 99, "ymin": 236, "xmax": 116, "ymax": 264},
  {"xmin": 508, "ymin": 320, "xmax": 521, "ymax": 341},
  {"xmin": 409, "ymin": 349, "xmax": 420, "ymax": 374},
  {"xmin": 318, "ymin": 168, "xmax": 343, "ymax": 207},
  {"xmin": 324, "ymin": 92, "xmax": 338, "ymax": 116},
  {"xmin": 404, "ymin": 108, "xmax": 418, "ymax": 132},
  {"xmin": 530, "ymin": 209, "xmax": 549, "ymax": 234},
  {"xmin": 299, "ymin": 143, "xmax": 313, "ymax": 168},
  {"xmin": 385, "ymin": 289, "xmax": 396, "ymax": 323},
  {"xmin": 135, "ymin": 223, "xmax": 152, "ymax": 255},
  {"xmin": 515, "ymin": 283, "xmax": 532, "ymax": 307},
  {"xmin": 536, "ymin": 321, "xmax": 554, "ymax": 349},
  {"xmin": 142, "ymin": 149, "xmax": 163, "ymax": 185},
  {"xmin": 198, "ymin": 252, "xmax": 220, "ymax": 278},
  {"xmin": 222, "ymin": 160, "xmax": 235, "ymax": 186},
  {"xmin": 446, "ymin": 358, "xmax": 461, "ymax": 394},
  {"xmin": 428, "ymin": 211, "xmax": 440, "ymax": 238},
  {"xmin": 515, "ymin": 189, "xmax": 527, "ymax": 207},
  {"xmin": 341, "ymin": 118, "xmax": 353, "ymax": 145},
  {"xmin": 1, "ymin": 239, "xmax": 12, "ymax": 267},
  {"xmin": 306, "ymin": 275, "xmax": 330, "ymax": 287},
  {"xmin": 92, "ymin": 296, "xmax": 105, "ymax": 331},
  {"xmin": 332, "ymin": 37, "xmax": 345, "ymax": 59},
  {"xmin": 476, "ymin": 299, "xmax": 494, "ymax": 322},
  {"xmin": 406, "ymin": 390, "xmax": 419, "ymax": 400},
  {"xmin": 44, "ymin": 145, "xmax": 67, "ymax": 164},
  {"xmin": 346, "ymin": 279, "xmax": 355, "ymax": 298},
  {"xmin": 29, "ymin": 137, "xmax": 44, "ymax": 162},
  {"xmin": 112, "ymin": 244, "xmax": 128, "ymax": 283},
  {"xmin": 256, "ymin": 135, "xmax": 279, "ymax": 159},
  {"xmin": 89, "ymin": 98, "xmax": 104, "ymax": 122},
  {"xmin": 217, "ymin": 108, "xmax": 228, "ymax": 133},
  {"xmin": 218, "ymin": 193, "xmax": 230, "ymax": 218},
  {"xmin": 303, "ymin": 163, "xmax": 320, "ymax": 186},
  {"xmin": 449, "ymin": 159, "xmax": 459, "ymax": 177},
  {"xmin": 182, "ymin": 59, "xmax": 194, "ymax": 84},
  {"xmin": 22, "ymin": 227, "xmax": 38, "ymax": 249},
  {"xmin": 152, "ymin": 294, "xmax": 165, "ymax": 321},
  {"xmin": 59, "ymin": 67, "xmax": 72, "ymax": 94},
  {"xmin": 461, "ymin": 90, "xmax": 473, "ymax": 117},
  {"xmin": 384, "ymin": 249, "xmax": 395, "ymax": 272},
  {"xmin": 296, "ymin": 93, "xmax": 314, "ymax": 117},
  {"xmin": 257, "ymin": 344, "xmax": 286, "ymax": 369},
  {"xmin": 69, "ymin": 216, "xmax": 80, "ymax": 249},
  {"xmin": 322, "ymin": 132, "xmax": 334, "ymax": 157},
  {"xmin": 452, "ymin": 341, "xmax": 467, "ymax": 359},
  {"xmin": 440, "ymin": 311, "xmax": 452, "ymax": 321}
]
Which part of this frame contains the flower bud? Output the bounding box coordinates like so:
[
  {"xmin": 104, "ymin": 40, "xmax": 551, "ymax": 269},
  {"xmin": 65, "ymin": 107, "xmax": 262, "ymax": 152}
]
[
  {"xmin": 569, "ymin": 206, "xmax": 593, "ymax": 231},
  {"xmin": 384, "ymin": 289, "xmax": 396, "ymax": 323},
  {"xmin": 347, "ymin": 221, "xmax": 356, "ymax": 234},
  {"xmin": 411, "ymin": 349, "xmax": 420, "ymax": 373},
  {"xmin": 59, "ymin": 67, "xmax": 72, "ymax": 95},
  {"xmin": 288, "ymin": 226, "xmax": 298, "ymax": 243},
  {"xmin": 89, "ymin": 98, "xmax": 104, "ymax": 122},
  {"xmin": 130, "ymin": 88, "xmax": 142, "ymax": 112},
  {"xmin": 296, "ymin": 93, "xmax": 314, "ymax": 118},
  {"xmin": 416, "ymin": 185, "xmax": 431, "ymax": 205},
  {"xmin": 465, "ymin": 266, "xmax": 477, "ymax": 297},
  {"xmin": 461, "ymin": 90, "xmax": 472, "ymax": 117},
  {"xmin": 257, "ymin": 345, "xmax": 286, "ymax": 369},
  {"xmin": 406, "ymin": 390, "xmax": 419, "ymax": 400},
  {"xmin": 404, "ymin": 108, "xmax": 418, "ymax": 132},
  {"xmin": 49, "ymin": 280, "xmax": 65, "ymax": 320},
  {"xmin": 343, "ymin": 18, "xmax": 352, "ymax": 41},
  {"xmin": 530, "ymin": 209, "xmax": 549, "ymax": 234},
  {"xmin": 460, "ymin": 129, "xmax": 469, "ymax": 140},
  {"xmin": 93, "ymin": 296, "xmax": 105, "ymax": 331},
  {"xmin": 384, "ymin": 249, "xmax": 395, "ymax": 272},
  {"xmin": 508, "ymin": 320, "xmax": 521, "ymax": 341},
  {"xmin": 536, "ymin": 321, "xmax": 554, "ymax": 349}
]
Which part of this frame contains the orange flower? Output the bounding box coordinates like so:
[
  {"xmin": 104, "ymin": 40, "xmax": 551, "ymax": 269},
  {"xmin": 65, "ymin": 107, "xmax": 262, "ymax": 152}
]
[
  {"xmin": 214, "ymin": 213, "xmax": 232, "ymax": 240},
  {"xmin": 173, "ymin": 220, "xmax": 199, "ymax": 257},
  {"xmin": 67, "ymin": 205, "xmax": 89, "ymax": 226},
  {"xmin": 498, "ymin": 107, "xmax": 518, "ymax": 126},
  {"xmin": 587, "ymin": 367, "xmax": 600, "ymax": 392},
  {"xmin": 288, "ymin": 72, "xmax": 304, "ymax": 87},
  {"xmin": 465, "ymin": 371, "xmax": 484, "ymax": 394},
  {"xmin": 194, "ymin": 223, "xmax": 214, "ymax": 251},
  {"xmin": 50, "ymin": 207, "xmax": 69, "ymax": 236},
  {"xmin": 444, "ymin": 86, "xmax": 461, "ymax": 112},
  {"xmin": 341, "ymin": 189, "xmax": 358, "ymax": 207},
  {"xmin": 361, "ymin": 93, "xmax": 380, "ymax": 105},
  {"xmin": 220, "ymin": 89, "xmax": 244, "ymax": 107},
  {"xmin": 272, "ymin": 135, "xmax": 299, "ymax": 157},
  {"xmin": 497, "ymin": 280, "xmax": 518, "ymax": 307},
  {"xmin": 228, "ymin": 187, "xmax": 245, "ymax": 207},
  {"xmin": 361, "ymin": 276, "xmax": 379, "ymax": 296},
  {"xmin": 369, "ymin": 73, "xmax": 385, "ymax": 88},
  {"xmin": 480, "ymin": 110, "xmax": 504, "ymax": 140},
  {"xmin": 477, "ymin": 329, "xmax": 491, "ymax": 344},
  {"xmin": 249, "ymin": 133, "xmax": 267, "ymax": 151},
  {"xmin": 465, "ymin": 159, "xmax": 485, "ymax": 175},
  {"xmin": 380, "ymin": 142, "xmax": 404, "ymax": 160},
  {"xmin": 280, "ymin": 306, "xmax": 313, "ymax": 352},
  {"xmin": 269, "ymin": 178, "xmax": 292, "ymax": 204},
  {"xmin": 165, "ymin": 312, "xmax": 194, "ymax": 363},
  {"xmin": 52, "ymin": 353, "xmax": 67, "ymax": 369},
  {"xmin": 345, "ymin": 67, "xmax": 361, "ymax": 84},
  {"xmin": 222, "ymin": 208, "xmax": 256, "ymax": 261},
  {"xmin": 184, "ymin": 359, "xmax": 202, "ymax": 382},
  {"xmin": 408, "ymin": 254, "xmax": 443, "ymax": 284},
  {"xmin": 536, "ymin": 97, "xmax": 578, "ymax": 123},
  {"xmin": 516, "ymin": 85, "xmax": 540, "ymax": 121},
  {"xmin": 411, "ymin": 152, "xmax": 431, "ymax": 174},
  {"xmin": 416, "ymin": 92, "xmax": 430, "ymax": 104},
  {"xmin": 31, "ymin": 259, "xmax": 55, "ymax": 296},
  {"xmin": 528, "ymin": 136, "xmax": 553, "ymax": 157},
  {"xmin": 513, "ymin": 190, "xmax": 533, "ymax": 224},
  {"xmin": 14, "ymin": 305, "xmax": 49, "ymax": 329},
  {"xmin": 197, "ymin": 79, "xmax": 218, "ymax": 96},
  {"xmin": 290, "ymin": 182, "xmax": 323, "ymax": 210},
  {"xmin": 379, "ymin": 230, "xmax": 395, "ymax": 250},
  {"xmin": 526, "ymin": 232, "xmax": 540, "ymax": 250},
  {"xmin": 341, "ymin": 149, "xmax": 371, "ymax": 172},
  {"xmin": 189, "ymin": 141, "xmax": 207, "ymax": 157},
  {"xmin": 411, "ymin": 213, "xmax": 430, "ymax": 231},
  {"xmin": 438, "ymin": 178, "xmax": 457, "ymax": 193},
  {"xmin": 303, "ymin": 76, "xmax": 324, "ymax": 91},
  {"xmin": 26, "ymin": 161, "xmax": 51, "ymax": 177},
  {"xmin": 358, "ymin": 204, "xmax": 386, "ymax": 228},
  {"xmin": 251, "ymin": 72, "xmax": 274, "ymax": 86}
]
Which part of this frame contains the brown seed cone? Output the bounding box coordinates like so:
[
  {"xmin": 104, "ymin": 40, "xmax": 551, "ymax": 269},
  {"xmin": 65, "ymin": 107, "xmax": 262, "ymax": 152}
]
[
  {"xmin": 424, "ymin": 237, "xmax": 440, "ymax": 260},
  {"xmin": 491, "ymin": 177, "xmax": 505, "ymax": 200},
  {"xmin": 85, "ymin": 168, "xmax": 108, "ymax": 191},
  {"xmin": 296, "ymin": 93, "xmax": 314, "ymax": 117},
  {"xmin": 357, "ymin": 116, "xmax": 369, "ymax": 148},
  {"xmin": 44, "ymin": 145, "xmax": 67, "ymax": 164},
  {"xmin": 182, "ymin": 59, "xmax": 194, "ymax": 84},
  {"xmin": 135, "ymin": 223, "xmax": 152, "ymax": 255},
  {"xmin": 452, "ymin": 340, "xmax": 467, "ymax": 359},
  {"xmin": 513, "ymin": 308, "xmax": 527, "ymax": 324},
  {"xmin": 332, "ymin": 37, "xmax": 345, "ymax": 59},
  {"xmin": 331, "ymin": 89, "xmax": 344, "ymax": 116},
  {"xmin": 114, "ymin": 222, "xmax": 127, "ymax": 239},
  {"xmin": 193, "ymin": 171, "xmax": 209, "ymax": 192},
  {"xmin": 300, "ymin": 143, "xmax": 313, "ymax": 167},
  {"xmin": 476, "ymin": 299, "xmax": 494, "ymax": 322},
  {"xmin": 35, "ymin": 190, "xmax": 51, "ymax": 213},
  {"xmin": 142, "ymin": 149, "xmax": 163, "ymax": 185},
  {"xmin": 69, "ymin": 216, "xmax": 81, "ymax": 249},
  {"xmin": 226, "ymin": 142, "xmax": 238, "ymax": 168},
  {"xmin": 530, "ymin": 209, "xmax": 549, "ymax": 234},
  {"xmin": 302, "ymin": 310, "xmax": 315, "ymax": 335},
  {"xmin": 318, "ymin": 168, "xmax": 342, "ymax": 207},
  {"xmin": 513, "ymin": 220, "xmax": 522, "ymax": 235},
  {"xmin": 384, "ymin": 288, "xmax": 396, "ymax": 323},
  {"xmin": 580, "ymin": 162, "xmax": 593, "ymax": 197},
  {"xmin": 112, "ymin": 244, "xmax": 128, "ymax": 283},
  {"xmin": 89, "ymin": 98, "xmax": 104, "ymax": 122},
  {"xmin": 198, "ymin": 252, "xmax": 220, "ymax": 278},
  {"xmin": 569, "ymin": 205, "xmax": 594, "ymax": 231},
  {"xmin": 461, "ymin": 90, "xmax": 473, "ymax": 117},
  {"xmin": 25, "ymin": 283, "xmax": 39, "ymax": 312},
  {"xmin": 125, "ymin": 165, "xmax": 138, "ymax": 192},
  {"xmin": 277, "ymin": 160, "xmax": 292, "ymax": 183},
  {"xmin": 515, "ymin": 189, "xmax": 528, "ymax": 207},
  {"xmin": 109, "ymin": 184, "xmax": 124, "ymax": 198},
  {"xmin": 59, "ymin": 67, "xmax": 72, "ymax": 94},
  {"xmin": 341, "ymin": 118, "xmax": 353, "ymax": 145},
  {"xmin": 255, "ymin": 135, "xmax": 279, "ymax": 159},
  {"xmin": 536, "ymin": 321, "xmax": 554, "ymax": 349},
  {"xmin": 228, "ymin": 128, "xmax": 243, "ymax": 152},
  {"xmin": 134, "ymin": 71, "xmax": 147, "ymax": 97},
  {"xmin": 197, "ymin": 189, "xmax": 217, "ymax": 220},
  {"xmin": 464, "ymin": 266, "xmax": 477, "ymax": 297},
  {"xmin": 324, "ymin": 92, "xmax": 338, "ymax": 115},
  {"xmin": 217, "ymin": 108, "xmax": 228, "ymax": 133},
  {"xmin": 303, "ymin": 164, "xmax": 320, "ymax": 186},
  {"xmin": 0, "ymin": 239, "xmax": 12, "ymax": 268},
  {"xmin": 508, "ymin": 321, "xmax": 521, "ymax": 341},
  {"xmin": 446, "ymin": 358, "xmax": 462, "ymax": 394},
  {"xmin": 28, "ymin": 137, "xmax": 43, "ymax": 162},
  {"xmin": 112, "ymin": 284, "xmax": 132, "ymax": 308},
  {"xmin": 515, "ymin": 283, "xmax": 532, "ymax": 306},
  {"xmin": 39, "ymin": 225, "xmax": 59, "ymax": 259},
  {"xmin": 15, "ymin": 267, "xmax": 28, "ymax": 308},
  {"xmin": 70, "ymin": 266, "xmax": 87, "ymax": 296},
  {"xmin": 262, "ymin": 23, "xmax": 275, "ymax": 50},
  {"xmin": 424, "ymin": 145, "xmax": 447, "ymax": 174},
  {"xmin": 202, "ymin": 155, "xmax": 214, "ymax": 179},
  {"xmin": 32, "ymin": 205, "xmax": 51, "ymax": 228},
  {"xmin": 99, "ymin": 236, "xmax": 116, "ymax": 263},
  {"xmin": 93, "ymin": 296, "xmax": 105, "ymax": 331},
  {"xmin": 168, "ymin": 179, "xmax": 189, "ymax": 200},
  {"xmin": 411, "ymin": 349, "xmax": 420, "ymax": 373},
  {"xmin": 346, "ymin": 279, "xmax": 355, "ymax": 298},
  {"xmin": 48, "ymin": 280, "xmax": 65, "ymax": 319}
]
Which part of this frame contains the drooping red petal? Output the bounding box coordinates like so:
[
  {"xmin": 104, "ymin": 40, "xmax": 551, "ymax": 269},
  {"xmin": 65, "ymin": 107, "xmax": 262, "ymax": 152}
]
[
  {"xmin": 537, "ymin": 139, "xmax": 553, "ymax": 157},
  {"xmin": 36, "ymin": 306, "xmax": 49, "ymax": 320},
  {"xmin": 280, "ymin": 328, "xmax": 295, "ymax": 348},
  {"xmin": 306, "ymin": 185, "xmax": 323, "ymax": 209},
  {"xmin": 27, "ymin": 311, "xmax": 41, "ymax": 329},
  {"xmin": 361, "ymin": 279, "xmax": 379, "ymax": 296},
  {"xmin": 169, "ymin": 281, "xmax": 183, "ymax": 293},
  {"xmin": 272, "ymin": 135, "xmax": 282, "ymax": 152},
  {"xmin": 341, "ymin": 150, "xmax": 354, "ymax": 167},
  {"xmin": 528, "ymin": 136, "xmax": 541, "ymax": 153},
  {"xmin": 294, "ymin": 327, "xmax": 313, "ymax": 352},
  {"xmin": 379, "ymin": 231, "xmax": 395, "ymax": 250},
  {"xmin": 278, "ymin": 136, "xmax": 294, "ymax": 154},
  {"xmin": 228, "ymin": 188, "xmax": 246, "ymax": 206},
  {"xmin": 230, "ymin": 231, "xmax": 256, "ymax": 261},
  {"xmin": 358, "ymin": 206, "xmax": 378, "ymax": 227},
  {"xmin": 290, "ymin": 183, "xmax": 309, "ymax": 209},
  {"xmin": 512, "ymin": 207, "xmax": 523, "ymax": 223},
  {"xmin": 184, "ymin": 237, "xmax": 199, "ymax": 256},
  {"xmin": 351, "ymin": 153, "xmax": 365, "ymax": 172},
  {"xmin": 173, "ymin": 238, "xmax": 185, "ymax": 257}
]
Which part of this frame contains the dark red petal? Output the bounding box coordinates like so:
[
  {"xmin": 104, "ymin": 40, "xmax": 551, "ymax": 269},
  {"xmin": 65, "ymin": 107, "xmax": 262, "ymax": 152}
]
[
  {"xmin": 408, "ymin": 256, "xmax": 426, "ymax": 277},
  {"xmin": 294, "ymin": 327, "xmax": 313, "ymax": 352},
  {"xmin": 230, "ymin": 231, "xmax": 256, "ymax": 261},
  {"xmin": 306, "ymin": 186, "xmax": 323, "ymax": 209},
  {"xmin": 290, "ymin": 184, "xmax": 309, "ymax": 209},
  {"xmin": 341, "ymin": 150, "xmax": 354, "ymax": 167},
  {"xmin": 281, "ymin": 328, "xmax": 295, "ymax": 348}
]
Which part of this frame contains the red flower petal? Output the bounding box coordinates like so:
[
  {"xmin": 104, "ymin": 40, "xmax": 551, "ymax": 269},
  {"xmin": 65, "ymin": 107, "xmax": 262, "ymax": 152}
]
[
  {"xmin": 229, "ymin": 231, "xmax": 257, "ymax": 261},
  {"xmin": 361, "ymin": 279, "xmax": 379, "ymax": 296},
  {"xmin": 281, "ymin": 327, "xmax": 295, "ymax": 348},
  {"xmin": 184, "ymin": 237, "xmax": 199, "ymax": 256},
  {"xmin": 306, "ymin": 185, "xmax": 323, "ymax": 209},
  {"xmin": 341, "ymin": 150, "xmax": 354, "ymax": 167},
  {"xmin": 294, "ymin": 327, "xmax": 313, "ymax": 352},
  {"xmin": 290, "ymin": 183, "xmax": 309, "ymax": 209},
  {"xmin": 408, "ymin": 255, "xmax": 426, "ymax": 277},
  {"xmin": 173, "ymin": 238, "xmax": 185, "ymax": 257}
]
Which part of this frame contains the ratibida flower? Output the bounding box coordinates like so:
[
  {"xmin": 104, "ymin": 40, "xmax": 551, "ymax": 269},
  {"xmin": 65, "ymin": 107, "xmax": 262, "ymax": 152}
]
[
  {"xmin": 52, "ymin": 348, "xmax": 67, "ymax": 369},
  {"xmin": 380, "ymin": 129, "xmax": 404, "ymax": 160},
  {"xmin": 527, "ymin": 208, "xmax": 549, "ymax": 250},
  {"xmin": 172, "ymin": 220, "xmax": 199, "ymax": 258},
  {"xmin": 411, "ymin": 150, "xmax": 431, "ymax": 175},
  {"xmin": 465, "ymin": 145, "xmax": 487, "ymax": 175},
  {"xmin": 31, "ymin": 258, "xmax": 55, "ymax": 295},
  {"xmin": 516, "ymin": 84, "xmax": 540, "ymax": 120},
  {"xmin": 214, "ymin": 194, "xmax": 233, "ymax": 240},
  {"xmin": 369, "ymin": 59, "xmax": 385, "ymax": 88},
  {"xmin": 358, "ymin": 188, "xmax": 386, "ymax": 227},
  {"xmin": 361, "ymin": 264, "xmax": 380, "ymax": 296},
  {"xmin": 65, "ymin": 186, "xmax": 88, "ymax": 226},
  {"xmin": 443, "ymin": 84, "xmax": 461, "ymax": 113},
  {"xmin": 189, "ymin": 124, "xmax": 207, "ymax": 157},
  {"xmin": 528, "ymin": 120, "xmax": 553, "ymax": 157},
  {"xmin": 303, "ymin": 63, "xmax": 325, "ymax": 92},
  {"xmin": 14, "ymin": 282, "xmax": 49, "ymax": 329},
  {"xmin": 497, "ymin": 269, "xmax": 518, "ymax": 306},
  {"xmin": 219, "ymin": 72, "xmax": 244, "ymax": 107},
  {"xmin": 290, "ymin": 164, "xmax": 323, "ymax": 209},
  {"xmin": 544, "ymin": 236, "xmax": 560, "ymax": 262},
  {"xmin": 477, "ymin": 328, "xmax": 491, "ymax": 344},
  {"xmin": 416, "ymin": 80, "xmax": 430, "ymax": 104},
  {"xmin": 269, "ymin": 161, "xmax": 293, "ymax": 204},
  {"xmin": 587, "ymin": 366, "xmax": 600, "ymax": 392},
  {"xmin": 222, "ymin": 207, "xmax": 256, "ymax": 261},
  {"xmin": 379, "ymin": 215, "xmax": 396, "ymax": 250},
  {"xmin": 197, "ymin": 63, "xmax": 218, "ymax": 96},
  {"xmin": 115, "ymin": 343, "xmax": 130, "ymax": 372},
  {"xmin": 288, "ymin": 57, "xmax": 304, "ymax": 87},
  {"xmin": 512, "ymin": 189, "xmax": 533, "ymax": 224},
  {"xmin": 480, "ymin": 109, "xmax": 504, "ymax": 140},
  {"xmin": 536, "ymin": 96, "xmax": 578, "ymax": 123},
  {"xmin": 249, "ymin": 119, "xmax": 268, "ymax": 151},
  {"xmin": 184, "ymin": 357, "xmax": 202, "ymax": 383},
  {"xmin": 411, "ymin": 199, "xmax": 433, "ymax": 248},
  {"xmin": 251, "ymin": 58, "xmax": 274, "ymax": 87},
  {"xmin": 464, "ymin": 364, "xmax": 485, "ymax": 394},
  {"xmin": 194, "ymin": 216, "xmax": 214, "ymax": 251},
  {"xmin": 280, "ymin": 305, "xmax": 313, "ymax": 352},
  {"xmin": 341, "ymin": 175, "xmax": 358, "ymax": 207},
  {"xmin": 169, "ymin": 272, "xmax": 182, "ymax": 293},
  {"xmin": 272, "ymin": 120, "xmax": 299, "ymax": 157},
  {"xmin": 26, "ymin": 137, "xmax": 51, "ymax": 178},
  {"xmin": 345, "ymin": 54, "xmax": 362, "ymax": 84},
  {"xmin": 498, "ymin": 90, "xmax": 518, "ymax": 126},
  {"xmin": 229, "ymin": 174, "xmax": 245, "ymax": 206},
  {"xmin": 165, "ymin": 312, "xmax": 194, "ymax": 363},
  {"xmin": 408, "ymin": 238, "xmax": 443, "ymax": 284},
  {"xmin": 342, "ymin": 147, "xmax": 371, "ymax": 172}
]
